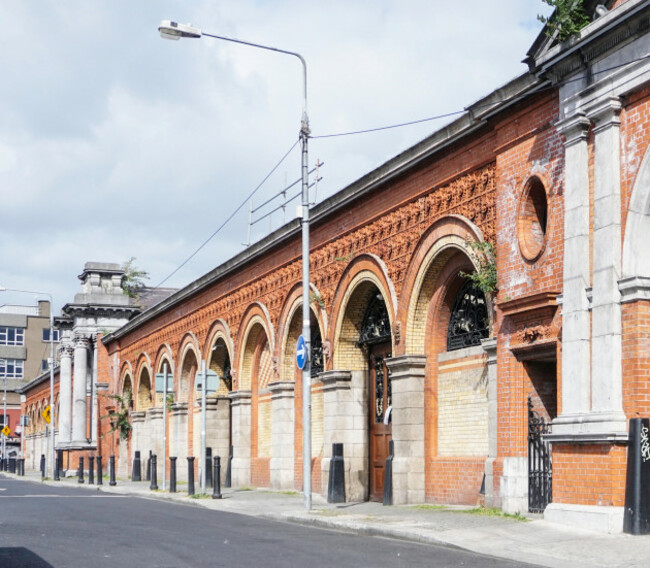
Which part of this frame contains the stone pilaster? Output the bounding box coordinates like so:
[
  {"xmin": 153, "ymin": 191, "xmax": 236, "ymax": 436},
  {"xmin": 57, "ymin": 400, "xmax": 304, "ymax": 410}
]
[
  {"xmin": 147, "ymin": 407, "xmax": 164, "ymax": 459},
  {"xmin": 385, "ymin": 354, "xmax": 427, "ymax": 505},
  {"xmin": 170, "ymin": 403, "xmax": 188, "ymax": 481},
  {"xmin": 553, "ymin": 115, "xmax": 592, "ymax": 437},
  {"xmin": 205, "ymin": 397, "xmax": 230, "ymax": 485},
  {"xmin": 229, "ymin": 390, "xmax": 252, "ymax": 487},
  {"xmin": 57, "ymin": 343, "xmax": 74, "ymax": 447},
  {"xmin": 269, "ymin": 381, "xmax": 295, "ymax": 489},
  {"xmin": 71, "ymin": 335, "xmax": 89, "ymax": 445},
  {"xmin": 130, "ymin": 411, "xmax": 146, "ymax": 459},
  {"xmin": 481, "ymin": 338, "xmax": 498, "ymax": 507}
]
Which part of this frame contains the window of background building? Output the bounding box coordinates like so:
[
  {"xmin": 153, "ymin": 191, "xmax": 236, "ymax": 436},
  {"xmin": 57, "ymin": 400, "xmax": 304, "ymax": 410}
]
[
  {"xmin": 41, "ymin": 360, "xmax": 49, "ymax": 373},
  {"xmin": 0, "ymin": 327, "xmax": 25, "ymax": 346},
  {"xmin": 42, "ymin": 329, "xmax": 60, "ymax": 342},
  {"xmin": 0, "ymin": 359, "xmax": 24, "ymax": 379}
]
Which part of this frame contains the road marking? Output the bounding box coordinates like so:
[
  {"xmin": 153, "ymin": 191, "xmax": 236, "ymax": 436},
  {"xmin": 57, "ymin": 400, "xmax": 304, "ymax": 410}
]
[{"xmin": 0, "ymin": 494, "xmax": 130, "ymax": 498}]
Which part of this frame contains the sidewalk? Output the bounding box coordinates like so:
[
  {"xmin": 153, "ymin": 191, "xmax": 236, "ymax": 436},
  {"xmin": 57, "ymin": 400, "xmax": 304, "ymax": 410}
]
[{"xmin": 5, "ymin": 469, "xmax": 650, "ymax": 568}]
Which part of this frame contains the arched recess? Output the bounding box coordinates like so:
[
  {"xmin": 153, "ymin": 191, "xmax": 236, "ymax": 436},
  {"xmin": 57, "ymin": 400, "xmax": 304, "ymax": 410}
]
[
  {"xmin": 331, "ymin": 255, "xmax": 397, "ymax": 370},
  {"xmin": 623, "ymin": 145, "xmax": 650, "ymax": 278},
  {"xmin": 402, "ymin": 215, "xmax": 487, "ymax": 354},
  {"xmin": 205, "ymin": 320, "xmax": 235, "ymax": 397},
  {"xmin": 121, "ymin": 373, "xmax": 134, "ymax": 409},
  {"xmin": 137, "ymin": 365, "xmax": 153, "ymax": 412},
  {"xmin": 238, "ymin": 304, "xmax": 274, "ymax": 391},
  {"xmin": 154, "ymin": 344, "xmax": 175, "ymax": 407},
  {"xmin": 177, "ymin": 335, "xmax": 200, "ymax": 404}
]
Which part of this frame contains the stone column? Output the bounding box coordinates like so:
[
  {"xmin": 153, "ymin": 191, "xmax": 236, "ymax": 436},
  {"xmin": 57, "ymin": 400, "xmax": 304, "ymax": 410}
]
[
  {"xmin": 206, "ymin": 397, "xmax": 230, "ymax": 486},
  {"xmin": 320, "ymin": 370, "xmax": 368, "ymax": 502},
  {"xmin": 554, "ymin": 115, "xmax": 592, "ymax": 437},
  {"xmin": 71, "ymin": 335, "xmax": 89, "ymax": 445},
  {"xmin": 481, "ymin": 338, "xmax": 498, "ymax": 508},
  {"xmin": 269, "ymin": 381, "xmax": 295, "ymax": 489},
  {"xmin": 229, "ymin": 390, "xmax": 252, "ymax": 487},
  {"xmin": 147, "ymin": 407, "xmax": 163, "ymax": 459},
  {"xmin": 585, "ymin": 98, "xmax": 627, "ymax": 436},
  {"xmin": 170, "ymin": 403, "xmax": 188, "ymax": 481},
  {"xmin": 130, "ymin": 411, "xmax": 146, "ymax": 458},
  {"xmin": 57, "ymin": 343, "xmax": 74, "ymax": 446},
  {"xmin": 385, "ymin": 355, "xmax": 426, "ymax": 505}
]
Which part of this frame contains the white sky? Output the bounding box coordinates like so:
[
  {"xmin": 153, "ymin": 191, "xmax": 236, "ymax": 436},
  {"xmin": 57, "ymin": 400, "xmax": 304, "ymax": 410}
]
[{"xmin": 0, "ymin": 1, "xmax": 552, "ymax": 313}]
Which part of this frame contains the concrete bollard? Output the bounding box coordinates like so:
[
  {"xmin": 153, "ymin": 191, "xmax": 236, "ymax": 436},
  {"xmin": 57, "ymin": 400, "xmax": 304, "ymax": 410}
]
[
  {"xmin": 109, "ymin": 456, "xmax": 116, "ymax": 486},
  {"xmin": 132, "ymin": 450, "xmax": 142, "ymax": 482},
  {"xmin": 150, "ymin": 455, "xmax": 158, "ymax": 490},
  {"xmin": 169, "ymin": 457, "xmax": 177, "ymax": 493},
  {"xmin": 187, "ymin": 457, "xmax": 195, "ymax": 496},
  {"xmin": 88, "ymin": 455, "xmax": 95, "ymax": 485},
  {"xmin": 212, "ymin": 456, "xmax": 222, "ymax": 499},
  {"xmin": 97, "ymin": 456, "xmax": 103, "ymax": 485}
]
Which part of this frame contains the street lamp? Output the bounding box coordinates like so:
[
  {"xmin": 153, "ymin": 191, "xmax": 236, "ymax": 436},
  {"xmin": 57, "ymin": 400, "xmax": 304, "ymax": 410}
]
[
  {"xmin": 158, "ymin": 20, "xmax": 313, "ymax": 510},
  {"xmin": 0, "ymin": 287, "xmax": 56, "ymax": 478}
]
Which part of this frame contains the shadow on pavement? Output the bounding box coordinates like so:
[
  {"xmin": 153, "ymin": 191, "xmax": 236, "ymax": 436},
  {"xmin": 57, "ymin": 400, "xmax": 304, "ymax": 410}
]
[{"xmin": 0, "ymin": 547, "xmax": 55, "ymax": 568}]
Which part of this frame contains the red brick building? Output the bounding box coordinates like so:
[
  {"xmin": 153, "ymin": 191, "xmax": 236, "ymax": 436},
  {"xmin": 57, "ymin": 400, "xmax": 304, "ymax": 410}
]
[{"xmin": 22, "ymin": 0, "xmax": 650, "ymax": 533}]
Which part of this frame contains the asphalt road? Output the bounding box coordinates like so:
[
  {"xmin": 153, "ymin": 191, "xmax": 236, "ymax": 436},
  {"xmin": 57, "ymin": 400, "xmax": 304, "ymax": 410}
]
[{"xmin": 0, "ymin": 475, "xmax": 540, "ymax": 568}]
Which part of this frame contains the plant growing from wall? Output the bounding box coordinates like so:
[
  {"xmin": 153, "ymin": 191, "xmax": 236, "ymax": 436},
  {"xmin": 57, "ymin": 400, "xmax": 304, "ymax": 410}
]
[
  {"xmin": 538, "ymin": 0, "xmax": 590, "ymax": 41},
  {"xmin": 102, "ymin": 391, "xmax": 132, "ymax": 440},
  {"xmin": 121, "ymin": 257, "xmax": 150, "ymax": 299},
  {"xmin": 460, "ymin": 240, "xmax": 497, "ymax": 297}
]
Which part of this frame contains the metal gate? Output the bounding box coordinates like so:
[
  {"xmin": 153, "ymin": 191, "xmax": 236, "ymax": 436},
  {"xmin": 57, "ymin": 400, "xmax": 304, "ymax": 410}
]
[{"xmin": 528, "ymin": 397, "xmax": 552, "ymax": 513}]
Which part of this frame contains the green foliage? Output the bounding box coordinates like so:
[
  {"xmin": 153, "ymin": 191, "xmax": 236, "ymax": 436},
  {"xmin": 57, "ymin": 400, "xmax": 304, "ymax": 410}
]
[
  {"xmin": 310, "ymin": 291, "xmax": 325, "ymax": 309},
  {"xmin": 460, "ymin": 240, "xmax": 497, "ymax": 296},
  {"xmin": 102, "ymin": 391, "xmax": 132, "ymax": 440},
  {"xmin": 121, "ymin": 257, "xmax": 150, "ymax": 299},
  {"xmin": 538, "ymin": 0, "xmax": 590, "ymax": 41}
]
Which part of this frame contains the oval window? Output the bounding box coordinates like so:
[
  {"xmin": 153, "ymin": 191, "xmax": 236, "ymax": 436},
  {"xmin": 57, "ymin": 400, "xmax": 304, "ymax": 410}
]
[{"xmin": 517, "ymin": 176, "xmax": 548, "ymax": 262}]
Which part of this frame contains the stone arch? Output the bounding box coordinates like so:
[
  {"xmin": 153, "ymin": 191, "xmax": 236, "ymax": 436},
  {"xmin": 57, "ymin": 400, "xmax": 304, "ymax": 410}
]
[
  {"xmin": 402, "ymin": 215, "xmax": 487, "ymax": 354},
  {"xmin": 178, "ymin": 338, "xmax": 200, "ymax": 404},
  {"xmin": 331, "ymin": 255, "xmax": 397, "ymax": 371},
  {"xmin": 277, "ymin": 283, "xmax": 326, "ymax": 382},
  {"xmin": 623, "ymin": 144, "xmax": 650, "ymax": 277},
  {"xmin": 136, "ymin": 364, "xmax": 153, "ymax": 412}
]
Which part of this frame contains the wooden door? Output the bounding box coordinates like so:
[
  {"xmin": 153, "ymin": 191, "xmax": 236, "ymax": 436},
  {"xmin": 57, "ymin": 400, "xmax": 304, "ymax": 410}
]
[{"xmin": 369, "ymin": 343, "xmax": 392, "ymax": 501}]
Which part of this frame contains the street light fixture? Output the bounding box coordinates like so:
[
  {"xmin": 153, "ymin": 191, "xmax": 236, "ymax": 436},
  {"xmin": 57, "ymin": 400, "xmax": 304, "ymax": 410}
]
[
  {"xmin": 0, "ymin": 287, "xmax": 56, "ymax": 478},
  {"xmin": 158, "ymin": 20, "xmax": 313, "ymax": 510}
]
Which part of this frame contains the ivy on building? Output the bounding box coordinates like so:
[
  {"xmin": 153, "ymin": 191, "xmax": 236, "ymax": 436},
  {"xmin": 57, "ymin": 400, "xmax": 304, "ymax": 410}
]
[{"xmin": 538, "ymin": 0, "xmax": 591, "ymax": 41}]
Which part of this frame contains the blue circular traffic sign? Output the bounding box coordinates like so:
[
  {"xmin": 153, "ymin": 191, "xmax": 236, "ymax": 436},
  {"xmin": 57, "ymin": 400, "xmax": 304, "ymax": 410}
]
[{"xmin": 296, "ymin": 335, "xmax": 307, "ymax": 370}]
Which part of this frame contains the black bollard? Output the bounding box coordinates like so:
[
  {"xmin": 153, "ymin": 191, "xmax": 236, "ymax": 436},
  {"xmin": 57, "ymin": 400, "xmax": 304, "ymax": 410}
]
[
  {"xmin": 624, "ymin": 418, "xmax": 650, "ymax": 534},
  {"xmin": 212, "ymin": 456, "xmax": 222, "ymax": 499},
  {"xmin": 57, "ymin": 450, "xmax": 64, "ymax": 478},
  {"xmin": 170, "ymin": 457, "xmax": 177, "ymax": 493},
  {"xmin": 150, "ymin": 454, "xmax": 158, "ymax": 490},
  {"xmin": 40, "ymin": 454, "xmax": 45, "ymax": 478},
  {"xmin": 88, "ymin": 456, "xmax": 95, "ymax": 485},
  {"xmin": 206, "ymin": 447, "xmax": 213, "ymax": 489},
  {"xmin": 187, "ymin": 457, "xmax": 195, "ymax": 496},
  {"xmin": 132, "ymin": 450, "xmax": 142, "ymax": 482},
  {"xmin": 146, "ymin": 450, "xmax": 152, "ymax": 482},
  {"xmin": 109, "ymin": 456, "xmax": 116, "ymax": 486},
  {"xmin": 78, "ymin": 457, "xmax": 85, "ymax": 484},
  {"xmin": 97, "ymin": 455, "xmax": 103, "ymax": 485},
  {"xmin": 327, "ymin": 443, "xmax": 346, "ymax": 503},
  {"xmin": 225, "ymin": 445, "xmax": 233, "ymax": 488},
  {"xmin": 9, "ymin": 458, "xmax": 15, "ymax": 474},
  {"xmin": 20, "ymin": 458, "xmax": 25, "ymax": 477},
  {"xmin": 53, "ymin": 456, "xmax": 60, "ymax": 481},
  {"xmin": 383, "ymin": 440, "xmax": 394, "ymax": 506}
]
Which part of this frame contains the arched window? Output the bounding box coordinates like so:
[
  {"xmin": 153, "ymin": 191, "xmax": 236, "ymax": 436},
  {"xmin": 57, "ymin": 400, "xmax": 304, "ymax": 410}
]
[
  {"xmin": 446, "ymin": 279, "xmax": 489, "ymax": 351},
  {"xmin": 311, "ymin": 326, "xmax": 324, "ymax": 378},
  {"xmin": 358, "ymin": 293, "xmax": 391, "ymax": 346}
]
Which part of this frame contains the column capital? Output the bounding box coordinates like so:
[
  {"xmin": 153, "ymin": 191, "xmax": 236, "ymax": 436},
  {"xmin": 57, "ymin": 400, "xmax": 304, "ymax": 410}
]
[
  {"xmin": 585, "ymin": 97, "xmax": 622, "ymax": 132},
  {"xmin": 73, "ymin": 334, "xmax": 90, "ymax": 349},
  {"xmin": 557, "ymin": 114, "xmax": 591, "ymax": 147},
  {"xmin": 58, "ymin": 343, "xmax": 74, "ymax": 358}
]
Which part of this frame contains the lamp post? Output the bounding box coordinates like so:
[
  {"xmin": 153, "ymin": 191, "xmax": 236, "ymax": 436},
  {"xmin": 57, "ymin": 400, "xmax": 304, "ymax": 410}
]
[
  {"xmin": 0, "ymin": 287, "xmax": 56, "ymax": 478},
  {"xmin": 158, "ymin": 20, "xmax": 313, "ymax": 510}
]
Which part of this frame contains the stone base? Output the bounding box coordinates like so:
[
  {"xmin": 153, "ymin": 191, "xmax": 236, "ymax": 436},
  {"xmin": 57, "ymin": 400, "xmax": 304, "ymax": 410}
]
[
  {"xmin": 545, "ymin": 503, "xmax": 624, "ymax": 534},
  {"xmin": 500, "ymin": 456, "xmax": 528, "ymax": 515}
]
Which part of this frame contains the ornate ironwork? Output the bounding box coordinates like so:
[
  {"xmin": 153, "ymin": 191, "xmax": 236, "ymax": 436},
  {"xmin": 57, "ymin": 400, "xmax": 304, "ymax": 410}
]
[
  {"xmin": 528, "ymin": 397, "xmax": 552, "ymax": 513},
  {"xmin": 446, "ymin": 279, "xmax": 489, "ymax": 351},
  {"xmin": 373, "ymin": 353, "xmax": 392, "ymax": 423},
  {"xmin": 359, "ymin": 293, "xmax": 391, "ymax": 346},
  {"xmin": 311, "ymin": 327, "xmax": 324, "ymax": 378}
]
